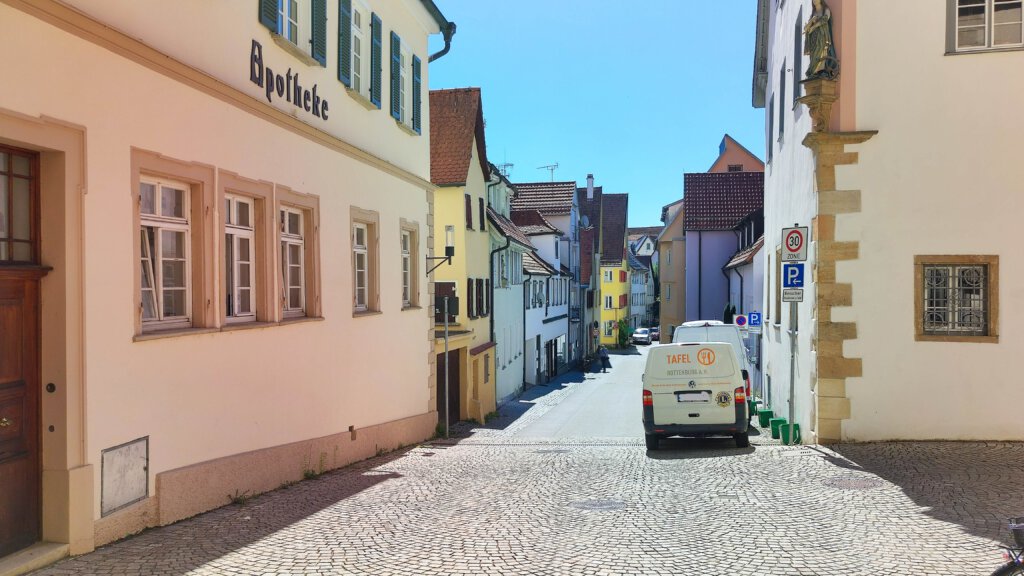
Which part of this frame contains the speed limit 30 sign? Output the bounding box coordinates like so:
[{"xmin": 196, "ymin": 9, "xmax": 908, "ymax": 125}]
[{"xmin": 782, "ymin": 226, "xmax": 808, "ymax": 262}]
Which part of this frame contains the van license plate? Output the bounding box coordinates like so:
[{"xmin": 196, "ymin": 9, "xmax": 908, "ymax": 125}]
[{"xmin": 676, "ymin": 391, "xmax": 710, "ymax": 403}]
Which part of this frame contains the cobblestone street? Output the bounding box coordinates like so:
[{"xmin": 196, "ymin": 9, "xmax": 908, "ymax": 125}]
[{"xmin": 32, "ymin": 349, "xmax": 1024, "ymax": 575}]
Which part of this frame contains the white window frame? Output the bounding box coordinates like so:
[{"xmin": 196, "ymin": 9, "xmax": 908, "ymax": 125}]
[
  {"xmin": 401, "ymin": 229, "xmax": 412, "ymax": 307},
  {"xmin": 281, "ymin": 206, "xmax": 306, "ymax": 317},
  {"xmin": 604, "ymin": 295, "xmax": 612, "ymax": 310},
  {"xmin": 225, "ymin": 194, "xmax": 256, "ymax": 323},
  {"xmin": 603, "ymin": 270, "xmax": 613, "ymax": 282},
  {"xmin": 140, "ymin": 177, "xmax": 192, "ymax": 330},
  {"xmin": 354, "ymin": 222, "xmax": 369, "ymax": 311},
  {"xmin": 399, "ymin": 44, "xmax": 410, "ymax": 125},
  {"xmin": 605, "ymin": 321, "xmax": 614, "ymax": 337},
  {"xmin": 278, "ymin": 0, "xmax": 309, "ymax": 47},
  {"xmin": 351, "ymin": 2, "xmax": 368, "ymax": 95},
  {"xmin": 955, "ymin": 0, "xmax": 1024, "ymax": 51}
]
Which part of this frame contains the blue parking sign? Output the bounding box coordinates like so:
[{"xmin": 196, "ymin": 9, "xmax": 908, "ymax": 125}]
[
  {"xmin": 749, "ymin": 312, "xmax": 762, "ymax": 327},
  {"xmin": 783, "ymin": 263, "xmax": 805, "ymax": 288}
]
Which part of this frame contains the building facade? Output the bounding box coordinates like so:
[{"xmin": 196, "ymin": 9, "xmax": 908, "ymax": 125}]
[
  {"xmin": 598, "ymin": 194, "xmax": 629, "ymax": 346},
  {"xmin": 657, "ymin": 199, "xmax": 686, "ymax": 342},
  {"xmin": 486, "ymin": 167, "xmax": 530, "ymax": 405},
  {"xmin": 0, "ymin": 0, "xmax": 451, "ymax": 559},
  {"xmin": 754, "ymin": 0, "xmax": 1024, "ymax": 442},
  {"xmin": 429, "ymin": 88, "xmax": 497, "ymax": 427}
]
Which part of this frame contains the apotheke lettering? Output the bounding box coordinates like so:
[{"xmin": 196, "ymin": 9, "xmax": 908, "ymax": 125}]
[{"xmin": 250, "ymin": 40, "xmax": 329, "ymax": 121}]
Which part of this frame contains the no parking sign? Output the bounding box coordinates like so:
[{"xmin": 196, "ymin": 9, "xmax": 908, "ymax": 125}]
[{"xmin": 734, "ymin": 315, "xmax": 748, "ymax": 327}]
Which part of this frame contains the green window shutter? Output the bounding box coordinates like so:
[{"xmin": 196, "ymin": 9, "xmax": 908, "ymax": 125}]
[
  {"xmin": 338, "ymin": 0, "xmax": 352, "ymax": 86},
  {"xmin": 311, "ymin": 0, "xmax": 327, "ymax": 66},
  {"xmin": 390, "ymin": 31, "xmax": 401, "ymax": 120},
  {"xmin": 412, "ymin": 55, "xmax": 422, "ymax": 134},
  {"xmin": 259, "ymin": 0, "xmax": 277, "ymax": 33},
  {"xmin": 370, "ymin": 13, "xmax": 382, "ymax": 108}
]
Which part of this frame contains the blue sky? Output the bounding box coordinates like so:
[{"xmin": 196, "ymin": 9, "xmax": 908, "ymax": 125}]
[{"xmin": 428, "ymin": 0, "xmax": 765, "ymax": 227}]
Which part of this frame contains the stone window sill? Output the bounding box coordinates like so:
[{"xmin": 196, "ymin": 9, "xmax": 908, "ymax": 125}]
[
  {"xmin": 353, "ymin": 309, "xmax": 383, "ymax": 318},
  {"xmin": 271, "ymin": 34, "xmax": 322, "ymax": 68},
  {"xmin": 346, "ymin": 88, "xmax": 379, "ymax": 110}
]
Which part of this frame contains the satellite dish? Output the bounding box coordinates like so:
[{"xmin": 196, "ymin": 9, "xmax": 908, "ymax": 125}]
[{"xmin": 581, "ymin": 215, "xmax": 590, "ymax": 227}]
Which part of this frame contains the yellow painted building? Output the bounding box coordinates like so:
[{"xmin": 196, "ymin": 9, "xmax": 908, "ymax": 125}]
[
  {"xmin": 597, "ymin": 194, "xmax": 630, "ymax": 346},
  {"xmin": 429, "ymin": 88, "xmax": 496, "ymax": 425}
]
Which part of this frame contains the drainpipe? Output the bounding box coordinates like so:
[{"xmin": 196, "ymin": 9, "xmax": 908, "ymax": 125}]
[
  {"xmin": 697, "ymin": 231, "xmax": 703, "ymax": 319},
  {"xmin": 429, "ymin": 21, "xmax": 457, "ymax": 62}
]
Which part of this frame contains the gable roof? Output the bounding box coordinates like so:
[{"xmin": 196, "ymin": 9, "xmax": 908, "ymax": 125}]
[
  {"xmin": 600, "ymin": 194, "xmax": 629, "ymax": 266},
  {"xmin": 708, "ymin": 134, "xmax": 765, "ymax": 173},
  {"xmin": 510, "ymin": 209, "xmax": 563, "ymax": 236},
  {"xmin": 523, "ymin": 251, "xmax": 557, "ymax": 276},
  {"xmin": 579, "ymin": 226, "xmax": 596, "ymax": 283},
  {"xmin": 683, "ymin": 172, "xmax": 764, "ymax": 231},
  {"xmin": 660, "ymin": 198, "xmax": 684, "ymax": 223},
  {"xmin": 487, "ymin": 208, "xmax": 533, "ymax": 249},
  {"xmin": 577, "ymin": 185, "xmax": 603, "ymax": 229},
  {"xmin": 510, "ymin": 181, "xmax": 576, "ymax": 216},
  {"xmin": 429, "ymin": 88, "xmax": 489, "ymax": 187},
  {"xmin": 725, "ymin": 235, "xmax": 765, "ymax": 269}
]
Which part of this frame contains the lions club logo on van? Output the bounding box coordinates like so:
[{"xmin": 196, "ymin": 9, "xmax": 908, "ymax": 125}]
[
  {"xmin": 697, "ymin": 348, "xmax": 716, "ymax": 366},
  {"xmin": 715, "ymin": 391, "xmax": 731, "ymax": 407}
]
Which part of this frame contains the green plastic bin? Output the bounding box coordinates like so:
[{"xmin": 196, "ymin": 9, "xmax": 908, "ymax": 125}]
[
  {"xmin": 781, "ymin": 423, "xmax": 801, "ymax": 445},
  {"xmin": 757, "ymin": 409, "xmax": 774, "ymax": 428},
  {"xmin": 769, "ymin": 417, "xmax": 787, "ymax": 440}
]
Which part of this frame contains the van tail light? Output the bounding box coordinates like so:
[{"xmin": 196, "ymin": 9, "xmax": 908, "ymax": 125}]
[
  {"xmin": 742, "ymin": 369, "xmax": 751, "ymax": 399},
  {"xmin": 643, "ymin": 389, "xmax": 653, "ymax": 407},
  {"xmin": 734, "ymin": 386, "xmax": 746, "ymax": 403}
]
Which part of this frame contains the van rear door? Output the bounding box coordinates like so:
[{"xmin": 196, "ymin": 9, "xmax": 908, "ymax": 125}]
[{"xmin": 644, "ymin": 343, "xmax": 739, "ymax": 426}]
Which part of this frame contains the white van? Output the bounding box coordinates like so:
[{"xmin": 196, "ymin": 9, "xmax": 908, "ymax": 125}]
[
  {"xmin": 672, "ymin": 321, "xmax": 752, "ymax": 403},
  {"xmin": 641, "ymin": 342, "xmax": 749, "ymax": 450}
]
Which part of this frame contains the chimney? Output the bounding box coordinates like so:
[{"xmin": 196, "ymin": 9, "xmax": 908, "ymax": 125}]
[{"xmin": 586, "ymin": 174, "xmax": 594, "ymax": 200}]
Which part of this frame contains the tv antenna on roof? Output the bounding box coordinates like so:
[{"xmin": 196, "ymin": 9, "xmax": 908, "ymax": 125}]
[
  {"xmin": 496, "ymin": 163, "xmax": 514, "ymax": 178},
  {"xmin": 537, "ymin": 163, "xmax": 559, "ymax": 181}
]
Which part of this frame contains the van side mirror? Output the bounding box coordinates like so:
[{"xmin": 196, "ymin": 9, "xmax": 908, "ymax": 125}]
[{"xmin": 742, "ymin": 369, "xmax": 749, "ymax": 381}]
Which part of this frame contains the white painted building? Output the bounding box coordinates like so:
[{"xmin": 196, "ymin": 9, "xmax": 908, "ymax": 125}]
[
  {"xmin": 515, "ymin": 210, "xmax": 570, "ymax": 384},
  {"xmin": 487, "ymin": 168, "xmax": 530, "ymax": 405},
  {"xmin": 754, "ymin": 0, "xmax": 1024, "ymax": 442}
]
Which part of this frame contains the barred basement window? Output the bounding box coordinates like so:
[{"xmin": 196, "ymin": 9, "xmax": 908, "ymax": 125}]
[{"xmin": 915, "ymin": 255, "xmax": 999, "ymax": 342}]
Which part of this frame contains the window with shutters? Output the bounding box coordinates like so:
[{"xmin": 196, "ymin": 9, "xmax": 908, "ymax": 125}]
[
  {"xmin": 478, "ymin": 198, "xmax": 485, "ymax": 233},
  {"xmin": 949, "ymin": 0, "xmax": 1023, "ymax": 52},
  {"xmin": 350, "ymin": 206, "xmax": 379, "ymax": 315},
  {"xmin": 476, "ymin": 278, "xmax": 485, "ymax": 316},
  {"xmin": 915, "ymin": 255, "xmax": 999, "ymax": 342},
  {"xmin": 338, "ymin": 0, "xmax": 372, "ymax": 101},
  {"xmin": 259, "ymin": 0, "xmax": 327, "ymax": 66},
  {"xmin": 467, "ymin": 278, "xmax": 476, "ymax": 318},
  {"xmin": 465, "ymin": 194, "xmax": 473, "ymax": 229}
]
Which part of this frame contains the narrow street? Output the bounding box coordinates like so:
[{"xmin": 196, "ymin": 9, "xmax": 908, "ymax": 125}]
[{"xmin": 32, "ymin": 347, "xmax": 1023, "ymax": 576}]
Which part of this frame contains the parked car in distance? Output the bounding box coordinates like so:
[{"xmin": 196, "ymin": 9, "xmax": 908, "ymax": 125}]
[
  {"xmin": 649, "ymin": 326, "xmax": 661, "ymax": 342},
  {"xmin": 642, "ymin": 342, "xmax": 750, "ymax": 450},
  {"xmin": 672, "ymin": 321, "xmax": 753, "ymax": 404},
  {"xmin": 631, "ymin": 328, "xmax": 651, "ymax": 345}
]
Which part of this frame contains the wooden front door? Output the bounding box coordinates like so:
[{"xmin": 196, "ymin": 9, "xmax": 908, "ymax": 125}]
[
  {"xmin": 435, "ymin": 350, "xmax": 460, "ymax": 427},
  {"xmin": 0, "ymin": 145, "xmax": 43, "ymax": 557},
  {"xmin": 0, "ymin": 270, "xmax": 42, "ymax": 557}
]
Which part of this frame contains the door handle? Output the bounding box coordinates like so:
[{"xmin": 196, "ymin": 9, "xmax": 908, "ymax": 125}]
[{"xmin": 0, "ymin": 417, "xmax": 11, "ymax": 428}]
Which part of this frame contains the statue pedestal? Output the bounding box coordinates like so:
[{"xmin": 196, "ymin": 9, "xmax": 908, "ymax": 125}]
[{"xmin": 797, "ymin": 78, "xmax": 839, "ymax": 133}]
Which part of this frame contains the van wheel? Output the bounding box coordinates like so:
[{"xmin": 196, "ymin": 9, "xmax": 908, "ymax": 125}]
[
  {"xmin": 645, "ymin": 434, "xmax": 659, "ymax": 451},
  {"xmin": 734, "ymin": 432, "xmax": 750, "ymax": 448}
]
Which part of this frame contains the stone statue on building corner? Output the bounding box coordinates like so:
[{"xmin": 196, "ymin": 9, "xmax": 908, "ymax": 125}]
[{"xmin": 805, "ymin": 0, "xmax": 839, "ymax": 81}]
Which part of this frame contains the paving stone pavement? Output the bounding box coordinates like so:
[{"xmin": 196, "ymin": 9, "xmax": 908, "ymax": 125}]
[{"xmin": 31, "ymin": 365, "xmax": 1024, "ymax": 575}]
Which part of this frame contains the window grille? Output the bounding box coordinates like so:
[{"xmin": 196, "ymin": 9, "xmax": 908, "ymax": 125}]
[{"xmin": 922, "ymin": 264, "xmax": 987, "ymax": 335}]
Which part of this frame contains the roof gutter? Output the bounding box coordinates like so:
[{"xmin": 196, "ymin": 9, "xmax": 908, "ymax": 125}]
[{"xmin": 429, "ymin": 20, "xmax": 457, "ymax": 62}]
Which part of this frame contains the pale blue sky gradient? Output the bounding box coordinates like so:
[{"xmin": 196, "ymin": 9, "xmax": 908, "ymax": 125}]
[{"xmin": 428, "ymin": 0, "xmax": 765, "ymax": 227}]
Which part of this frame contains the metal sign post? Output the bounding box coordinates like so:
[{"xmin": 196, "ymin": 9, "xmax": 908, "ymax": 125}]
[
  {"xmin": 782, "ymin": 224, "xmax": 806, "ymax": 446},
  {"xmin": 443, "ymin": 296, "xmax": 450, "ymax": 440}
]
